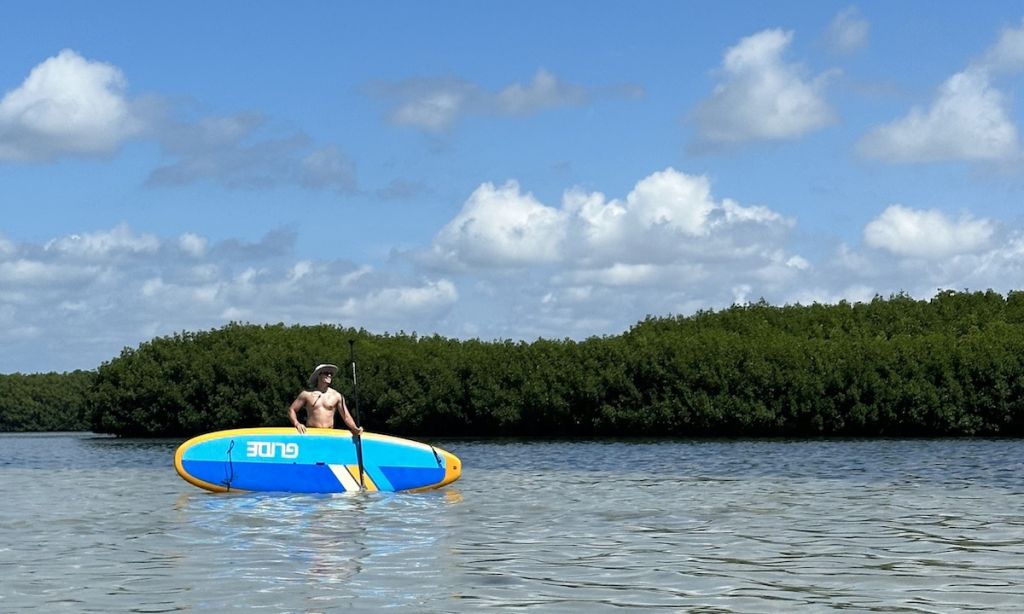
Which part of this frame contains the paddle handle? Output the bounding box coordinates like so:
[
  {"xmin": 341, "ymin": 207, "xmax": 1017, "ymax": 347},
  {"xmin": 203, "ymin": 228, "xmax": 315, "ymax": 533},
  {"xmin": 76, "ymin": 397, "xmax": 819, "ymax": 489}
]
[
  {"xmin": 348, "ymin": 339, "xmax": 362, "ymax": 426},
  {"xmin": 348, "ymin": 339, "xmax": 365, "ymax": 490}
]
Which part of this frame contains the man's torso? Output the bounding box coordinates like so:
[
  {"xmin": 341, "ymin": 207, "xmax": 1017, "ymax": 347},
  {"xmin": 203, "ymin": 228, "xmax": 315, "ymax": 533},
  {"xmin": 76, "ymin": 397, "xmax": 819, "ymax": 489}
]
[{"xmin": 304, "ymin": 388, "xmax": 341, "ymax": 428}]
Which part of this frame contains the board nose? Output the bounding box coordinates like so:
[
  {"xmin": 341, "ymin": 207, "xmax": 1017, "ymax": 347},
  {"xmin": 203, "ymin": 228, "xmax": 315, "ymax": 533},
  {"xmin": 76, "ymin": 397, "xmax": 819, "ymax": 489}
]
[{"xmin": 439, "ymin": 449, "xmax": 462, "ymax": 487}]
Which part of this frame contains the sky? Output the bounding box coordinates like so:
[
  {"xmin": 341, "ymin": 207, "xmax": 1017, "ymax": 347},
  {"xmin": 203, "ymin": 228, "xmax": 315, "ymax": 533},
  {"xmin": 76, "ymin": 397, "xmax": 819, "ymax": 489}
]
[{"xmin": 5, "ymin": 2, "xmax": 1024, "ymax": 373}]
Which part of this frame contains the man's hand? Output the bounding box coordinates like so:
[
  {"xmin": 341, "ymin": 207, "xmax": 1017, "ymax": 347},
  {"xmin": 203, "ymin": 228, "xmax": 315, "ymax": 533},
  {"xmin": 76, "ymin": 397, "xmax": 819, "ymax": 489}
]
[{"xmin": 295, "ymin": 424, "xmax": 307, "ymax": 434}]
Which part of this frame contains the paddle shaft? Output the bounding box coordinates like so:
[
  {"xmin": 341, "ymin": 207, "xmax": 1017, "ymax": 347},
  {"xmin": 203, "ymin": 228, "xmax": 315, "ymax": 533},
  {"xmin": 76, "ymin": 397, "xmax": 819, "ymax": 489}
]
[{"xmin": 348, "ymin": 339, "xmax": 365, "ymax": 490}]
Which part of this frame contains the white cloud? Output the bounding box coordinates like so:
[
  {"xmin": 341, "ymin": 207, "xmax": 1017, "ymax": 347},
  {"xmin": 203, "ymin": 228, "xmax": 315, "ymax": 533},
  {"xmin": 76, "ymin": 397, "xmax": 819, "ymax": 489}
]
[
  {"xmin": 626, "ymin": 168, "xmax": 717, "ymax": 236},
  {"xmin": 732, "ymin": 284, "xmax": 753, "ymax": 305},
  {"xmin": 288, "ymin": 261, "xmax": 313, "ymax": 282},
  {"xmin": 0, "ymin": 49, "xmax": 141, "ymax": 162},
  {"xmin": 494, "ymin": 69, "xmax": 588, "ymax": 115},
  {"xmin": 567, "ymin": 168, "xmax": 794, "ymax": 266},
  {"xmin": 863, "ymin": 205, "xmax": 995, "ymax": 259},
  {"xmin": 5, "ymin": 168, "xmax": 804, "ymax": 370},
  {"xmin": 409, "ymin": 170, "xmax": 1024, "ymax": 352},
  {"xmin": 12, "ymin": 176, "xmax": 1024, "ymax": 374},
  {"xmin": 0, "ymin": 259, "xmax": 102, "ymax": 285},
  {"xmin": 141, "ymin": 277, "xmax": 164, "ymax": 297},
  {"xmin": 430, "ymin": 180, "xmax": 567, "ymax": 268},
  {"xmin": 339, "ymin": 280, "xmax": 458, "ymax": 321},
  {"xmin": 414, "ymin": 167, "xmax": 809, "ymax": 343},
  {"xmin": 0, "ymin": 224, "xmax": 464, "ymax": 371},
  {"xmin": 45, "ymin": 223, "xmax": 160, "ymax": 259},
  {"xmin": 786, "ymin": 255, "xmax": 811, "ymax": 271},
  {"xmin": 340, "ymin": 265, "xmax": 373, "ymax": 287},
  {"xmin": 0, "ymin": 51, "xmax": 358, "ymax": 193},
  {"xmin": 0, "ymin": 235, "xmax": 15, "ymax": 256},
  {"xmin": 563, "ymin": 188, "xmax": 627, "ymax": 252},
  {"xmin": 564, "ymin": 263, "xmax": 660, "ymax": 287},
  {"xmin": 192, "ymin": 284, "xmax": 219, "ymax": 304},
  {"xmin": 815, "ymin": 228, "xmax": 1024, "ymax": 310},
  {"xmin": 179, "ymin": 233, "xmax": 207, "ymax": 258},
  {"xmin": 825, "ymin": 7, "xmax": 869, "ymax": 55},
  {"xmin": 979, "ymin": 19, "xmax": 1024, "ymax": 73},
  {"xmin": 693, "ymin": 29, "xmax": 836, "ymax": 145},
  {"xmin": 718, "ymin": 200, "xmax": 785, "ymax": 227},
  {"xmin": 427, "ymin": 168, "xmax": 796, "ymax": 274},
  {"xmin": 387, "ymin": 78, "xmax": 473, "ymax": 132},
  {"xmin": 858, "ymin": 68, "xmax": 1019, "ymax": 162},
  {"xmin": 374, "ymin": 69, "xmax": 615, "ymax": 133},
  {"xmin": 859, "ymin": 21, "xmax": 1024, "ymax": 165}
]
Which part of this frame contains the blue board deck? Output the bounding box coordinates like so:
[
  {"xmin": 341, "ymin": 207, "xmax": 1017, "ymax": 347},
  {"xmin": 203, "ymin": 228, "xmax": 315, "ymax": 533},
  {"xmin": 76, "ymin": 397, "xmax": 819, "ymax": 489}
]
[{"xmin": 175, "ymin": 427, "xmax": 461, "ymax": 493}]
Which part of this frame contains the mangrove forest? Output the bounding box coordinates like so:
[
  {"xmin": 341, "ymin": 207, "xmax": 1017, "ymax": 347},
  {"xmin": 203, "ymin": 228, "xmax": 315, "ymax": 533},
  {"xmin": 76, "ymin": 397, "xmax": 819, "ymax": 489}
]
[{"xmin": 3, "ymin": 290, "xmax": 1024, "ymax": 438}]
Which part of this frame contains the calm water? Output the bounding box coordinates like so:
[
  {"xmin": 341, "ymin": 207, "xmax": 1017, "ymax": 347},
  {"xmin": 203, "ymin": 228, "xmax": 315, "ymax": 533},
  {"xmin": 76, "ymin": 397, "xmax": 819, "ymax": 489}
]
[{"xmin": 1, "ymin": 434, "xmax": 1022, "ymax": 613}]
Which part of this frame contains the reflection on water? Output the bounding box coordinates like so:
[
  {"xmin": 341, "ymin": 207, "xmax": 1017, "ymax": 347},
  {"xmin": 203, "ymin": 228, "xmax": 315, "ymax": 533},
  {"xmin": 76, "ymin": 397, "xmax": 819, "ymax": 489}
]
[{"xmin": 0, "ymin": 433, "xmax": 1022, "ymax": 612}]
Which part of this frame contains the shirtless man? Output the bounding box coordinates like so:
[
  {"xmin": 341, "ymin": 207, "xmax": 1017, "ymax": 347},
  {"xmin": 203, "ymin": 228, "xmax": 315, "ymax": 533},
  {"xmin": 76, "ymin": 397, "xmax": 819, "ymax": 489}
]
[{"xmin": 287, "ymin": 364, "xmax": 363, "ymax": 435}]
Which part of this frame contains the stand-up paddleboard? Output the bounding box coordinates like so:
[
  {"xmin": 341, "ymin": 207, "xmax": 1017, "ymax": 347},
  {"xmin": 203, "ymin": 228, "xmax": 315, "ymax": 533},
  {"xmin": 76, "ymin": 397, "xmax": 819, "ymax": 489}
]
[{"xmin": 175, "ymin": 427, "xmax": 461, "ymax": 493}]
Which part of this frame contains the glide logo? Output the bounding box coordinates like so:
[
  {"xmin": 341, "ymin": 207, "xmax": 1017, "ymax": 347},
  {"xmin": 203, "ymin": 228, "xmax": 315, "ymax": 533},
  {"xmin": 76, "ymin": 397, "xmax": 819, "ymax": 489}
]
[{"xmin": 246, "ymin": 441, "xmax": 299, "ymax": 459}]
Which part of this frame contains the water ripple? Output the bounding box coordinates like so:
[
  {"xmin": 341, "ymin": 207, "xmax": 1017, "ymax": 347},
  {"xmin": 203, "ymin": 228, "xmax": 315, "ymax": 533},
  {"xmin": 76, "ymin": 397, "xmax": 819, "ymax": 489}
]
[{"xmin": 1, "ymin": 435, "xmax": 1022, "ymax": 611}]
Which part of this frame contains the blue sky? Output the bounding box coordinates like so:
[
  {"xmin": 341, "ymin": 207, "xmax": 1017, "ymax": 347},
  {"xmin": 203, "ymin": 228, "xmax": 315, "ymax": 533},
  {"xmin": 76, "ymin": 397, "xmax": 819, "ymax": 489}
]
[{"xmin": 5, "ymin": 2, "xmax": 1024, "ymax": 373}]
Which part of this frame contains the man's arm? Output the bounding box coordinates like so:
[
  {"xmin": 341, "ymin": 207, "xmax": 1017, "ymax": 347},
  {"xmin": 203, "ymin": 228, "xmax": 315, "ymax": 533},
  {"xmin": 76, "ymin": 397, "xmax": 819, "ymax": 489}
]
[
  {"xmin": 336, "ymin": 394, "xmax": 363, "ymax": 435},
  {"xmin": 287, "ymin": 394, "xmax": 307, "ymax": 434}
]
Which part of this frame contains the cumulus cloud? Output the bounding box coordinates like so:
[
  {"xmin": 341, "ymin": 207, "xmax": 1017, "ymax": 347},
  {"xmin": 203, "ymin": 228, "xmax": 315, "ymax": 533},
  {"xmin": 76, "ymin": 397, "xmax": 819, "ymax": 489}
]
[
  {"xmin": 339, "ymin": 280, "xmax": 458, "ymax": 322},
  {"xmin": 178, "ymin": 233, "xmax": 207, "ymax": 258},
  {"xmin": 824, "ymin": 228, "xmax": 1024, "ymax": 310},
  {"xmin": 859, "ymin": 21, "xmax": 1024, "ymax": 164},
  {"xmin": 0, "ymin": 259, "xmax": 102, "ymax": 285},
  {"xmin": 413, "ymin": 169, "xmax": 1024, "ymax": 347},
  {"xmin": 858, "ymin": 68, "xmax": 1018, "ymax": 162},
  {"xmin": 863, "ymin": 205, "xmax": 995, "ymax": 258},
  {"xmin": 562, "ymin": 263, "xmax": 660, "ymax": 287},
  {"xmin": 11, "ymin": 169, "xmax": 1024, "ymax": 373},
  {"xmin": 979, "ymin": 19, "xmax": 1024, "ymax": 73},
  {"xmin": 0, "ymin": 50, "xmax": 357, "ymax": 193},
  {"xmin": 424, "ymin": 168, "xmax": 795, "ymax": 273},
  {"xmin": 429, "ymin": 180, "xmax": 568, "ymax": 268},
  {"xmin": 568, "ymin": 168, "xmax": 792, "ymax": 267},
  {"xmin": 370, "ymin": 69, "xmax": 626, "ymax": 133},
  {"xmin": 0, "ymin": 49, "xmax": 141, "ymax": 162},
  {"xmin": 693, "ymin": 29, "xmax": 836, "ymax": 145},
  {"xmin": 825, "ymin": 7, "xmax": 869, "ymax": 55},
  {"xmin": 417, "ymin": 167, "xmax": 803, "ymax": 342},
  {"xmin": 44, "ymin": 223, "xmax": 160, "ymax": 259},
  {"xmin": 0, "ymin": 224, "xmax": 457, "ymax": 371},
  {"xmin": 624, "ymin": 168, "xmax": 718, "ymax": 236},
  {"xmin": 0, "ymin": 168, "xmax": 813, "ymax": 368}
]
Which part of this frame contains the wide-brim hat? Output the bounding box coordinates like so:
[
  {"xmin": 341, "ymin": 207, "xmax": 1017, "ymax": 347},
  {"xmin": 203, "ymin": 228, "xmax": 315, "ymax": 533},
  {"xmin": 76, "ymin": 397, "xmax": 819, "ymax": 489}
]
[{"xmin": 308, "ymin": 364, "xmax": 338, "ymax": 388}]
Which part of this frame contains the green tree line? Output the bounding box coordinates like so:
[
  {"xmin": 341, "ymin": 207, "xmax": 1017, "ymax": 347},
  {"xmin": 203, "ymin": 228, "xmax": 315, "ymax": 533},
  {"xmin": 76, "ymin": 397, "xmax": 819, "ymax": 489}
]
[
  {"xmin": 4, "ymin": 290, "xmax": 1024, "ymax": 437},
  {"xmin": 0, "ymin": 371, "xmax": 95, "ymax": 432}
]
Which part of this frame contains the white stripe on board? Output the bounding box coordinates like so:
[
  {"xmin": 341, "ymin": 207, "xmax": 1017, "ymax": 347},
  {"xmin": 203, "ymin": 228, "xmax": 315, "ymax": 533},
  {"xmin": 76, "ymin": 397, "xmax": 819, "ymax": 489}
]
[{"xmin": 328, "ymin": 464, "xmax": 360, "ymax": 492}]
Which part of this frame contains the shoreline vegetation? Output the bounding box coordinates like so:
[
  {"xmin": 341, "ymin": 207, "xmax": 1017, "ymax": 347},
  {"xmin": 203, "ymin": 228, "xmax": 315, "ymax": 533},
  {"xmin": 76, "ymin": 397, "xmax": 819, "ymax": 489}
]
[{"xmin": 3, "ymin": 290, "xmax": 1024, "ymax": 438}]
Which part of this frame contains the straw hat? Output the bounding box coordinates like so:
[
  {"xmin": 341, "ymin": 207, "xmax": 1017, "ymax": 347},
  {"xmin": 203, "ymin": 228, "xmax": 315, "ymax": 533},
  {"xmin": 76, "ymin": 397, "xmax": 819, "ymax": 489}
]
[{"xmin": 308, "ymin": 364, "xmax": 338, "ymax": 388}]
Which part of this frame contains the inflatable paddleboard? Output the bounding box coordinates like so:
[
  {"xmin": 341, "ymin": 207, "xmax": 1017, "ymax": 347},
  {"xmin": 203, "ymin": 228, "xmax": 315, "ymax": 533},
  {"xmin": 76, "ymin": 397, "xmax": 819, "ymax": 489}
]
[{"xmin": 174, "ymin": 427, "xmax": 461, "ymax": 493}]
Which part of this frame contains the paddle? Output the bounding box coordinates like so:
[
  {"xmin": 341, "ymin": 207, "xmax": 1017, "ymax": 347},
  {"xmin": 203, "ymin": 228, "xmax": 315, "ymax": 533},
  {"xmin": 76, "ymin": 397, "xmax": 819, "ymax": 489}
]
[{"xmin": 348, "ymin": 339, "xmax": 366, "ymax": 491}]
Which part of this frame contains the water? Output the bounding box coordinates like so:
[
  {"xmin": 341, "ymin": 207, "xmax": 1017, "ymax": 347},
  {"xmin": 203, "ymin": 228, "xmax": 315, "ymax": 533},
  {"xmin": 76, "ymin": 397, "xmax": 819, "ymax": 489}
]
[{"xmin": 1, "ymin": 434, "xmax": 1022, "ymax": 612}]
